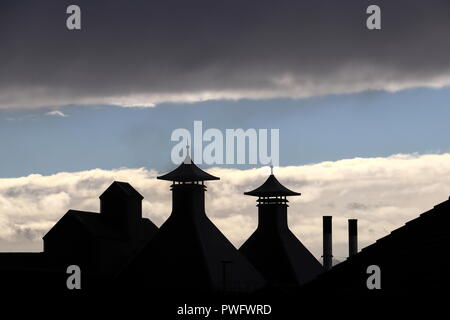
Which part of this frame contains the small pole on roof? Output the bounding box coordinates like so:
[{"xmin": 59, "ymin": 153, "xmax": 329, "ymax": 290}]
[
  {"xmin": 270, "ymin": 164, "xmax": 274, "ymax": 175},
  {"xmin": 184, "ymin": 144, "xmax": 192, "ymax": 164}
]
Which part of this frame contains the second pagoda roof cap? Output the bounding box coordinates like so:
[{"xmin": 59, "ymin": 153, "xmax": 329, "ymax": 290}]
[
  {"xmin": 244, "ymin": 174, "xmax": 300, "ymax": 197},
  {"xmin": 157, "ymin": 155, "xmax": 220, "ymax": 182}
]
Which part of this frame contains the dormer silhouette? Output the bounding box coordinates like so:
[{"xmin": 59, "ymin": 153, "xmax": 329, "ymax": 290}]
[
  {"xmin": 100, "ymin": 181, "xmax": 144, "ymax": 239},
  {"xmin": 239, "ymin": 166, "xmax": 323, "ymax": 287},
  {"xmin": 120, "ymin": 151, "xmax": 265, "ymax": 292}
]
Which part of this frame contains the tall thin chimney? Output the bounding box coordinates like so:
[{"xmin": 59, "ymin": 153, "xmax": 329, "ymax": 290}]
[
  {"xmin": 348, "ymin": 219, "xmax": 358, "ymax": 257},
  {"xmin": 322, "ymin": 216, "xmax": 333, "ymax": 271}
]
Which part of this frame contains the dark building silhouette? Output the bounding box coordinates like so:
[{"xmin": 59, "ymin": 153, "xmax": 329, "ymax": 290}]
[
  {"xmin": 120, "ymin": 153, "xmax": 266, "ymax": 292},
  {"xmin": 43, "ymin": 181, "xmax": 158, "ymax": 276},
  {"xmin": 0, "ymin": 181, "xmax": 158, "ymax": 292},
  {"xmin": 2, "ymin": 155, "xmax": 450, "ymax": 301},
  {"xmin": 304, "ymin": 197, "xmax": 450, "ymax": 297},
  {"xmin": 239, "ymin": 167, "xmax": 323, "ymax": 287}
]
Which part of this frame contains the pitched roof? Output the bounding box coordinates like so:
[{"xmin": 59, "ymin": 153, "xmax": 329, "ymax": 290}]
[
  {"xmin": 43, "ymin": 210, "xmax": 121, "ymax": 240},
  {"xmin": 354, "ymin": 197, "xmax": 450, "ymax": 255},
  {"xmin": 157, "ymin": 156, "xmax": 220, "ymax": 182},
  {"xmin": 244, "ymin": 174, "xmax": 300, "ymax": 197},
  {"xmin": 99, "ymin": 181, "xmax": 144, "ymax": 200},
  {"xmin": 120, "ymin": 211, "xmax": 265, "ymax": 291},
  {"xmin": 240, "ymin": 228, "xmax": 323, "ymax": 286},
  {"xmin": 43, "ymin": 210, "xmax": 158, "ymax": 241}
]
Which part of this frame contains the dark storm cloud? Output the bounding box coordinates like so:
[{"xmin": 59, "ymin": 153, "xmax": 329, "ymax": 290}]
[{"xmin": 1, "ymin": 0, "xmax": 450, "ymax": 108}]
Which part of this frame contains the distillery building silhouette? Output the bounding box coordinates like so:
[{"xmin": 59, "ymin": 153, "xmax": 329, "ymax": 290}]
[
  {"xmin": 2, "ymin": 154, "xmax": 450, "ymax": 299},
  {"xmin": 0, "ymin": 181, "xmax": 158, "ymax": 291},
  {"xmin": 44, "ymin": 181, "xmax": 158, "ymax": 277},
  {"xmin": 119, "ymin": 153, "xmax": 266, "ymax": 292},
  {"xmin": 239, "ymin": 167, "xmax": 323, "ymax": 287}
]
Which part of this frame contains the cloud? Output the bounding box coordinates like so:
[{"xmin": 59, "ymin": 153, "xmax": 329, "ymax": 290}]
[
  {"xmin": 1, "ymin": 153, "xmax": 450, "ymax": 259},
  {"xmin": 1, "ymin": 0, "xmax": 450, "ymax": 109},
  {"xmin": 45, "ymin": 110, "xmax": 67, "ymax": 117}
]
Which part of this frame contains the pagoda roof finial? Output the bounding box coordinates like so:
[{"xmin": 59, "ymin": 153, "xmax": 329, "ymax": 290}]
[{"xmin": 270, "ymin": 164, "xmax": 274, "ymax": 175}]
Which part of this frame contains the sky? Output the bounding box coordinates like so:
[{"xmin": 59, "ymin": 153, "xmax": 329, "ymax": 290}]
[
  {"xmin": 1, "ymin": 0, "xmax": 450, "ymax": 259},
  {"xmin": 2, "ymin": 88, "xmax": 450, "ymax": 177}
]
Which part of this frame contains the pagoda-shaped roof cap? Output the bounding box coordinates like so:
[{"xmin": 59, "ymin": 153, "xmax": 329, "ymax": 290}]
[
  {"xmin": 245, "ymin": 172, "xmax": 300, "ymax": 197},
  {"xmin": 157, "ymin": 153, "xmax": 220, "ymax": 182}
]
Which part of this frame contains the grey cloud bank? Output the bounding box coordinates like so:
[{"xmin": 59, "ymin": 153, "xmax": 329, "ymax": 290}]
[{"xmin": 1, "ymin": 0, "xmax": 450, "ymax": 108}]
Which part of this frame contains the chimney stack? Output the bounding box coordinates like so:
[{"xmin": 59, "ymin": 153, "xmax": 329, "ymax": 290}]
[
  {"xmin": 322, "ymin": 216, "xmax": 333, "ymax": 271},
  {"xmin": 348, "ymin": 219, "xmax": 358, "ymax": 257}
]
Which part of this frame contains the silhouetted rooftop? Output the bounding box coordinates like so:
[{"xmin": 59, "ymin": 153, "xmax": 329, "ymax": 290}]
[
  {"xmin": 304, "ymin": 196, "xmax": 450, "ymax": 295},
  {"xmin": 44, "ymin": 210, "xmax": 157, "ymax": 240},
  {"xmin": 99, "ymin": 181, "xmax": 144, "ymax": 199},
  {"xmin": 157, "ymin": 155, "xmax": 220, "ymax": 182},
  {"xmin": 244, "ymin": 174, "xmax": 300, "ymax": 197}
]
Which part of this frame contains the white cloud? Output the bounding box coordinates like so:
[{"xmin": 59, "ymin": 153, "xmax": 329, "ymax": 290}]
[
  {"xmin": 4, "ymin": 74, "xmax": 450, "ymax": 110},
  {"xmin": 1, "ymin": 153, "xmax": 450, "ymax": 260},
  {"xmin": 45, "ymin": 110, "xmax": 67, "ymax": 117}
]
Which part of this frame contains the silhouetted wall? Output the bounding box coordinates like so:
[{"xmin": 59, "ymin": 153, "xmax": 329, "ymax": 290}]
[
  {"xmin": 257, "ymin": 203, "xmax": 289, "ymax": 232},
  {"xmin": 171, "ymin": 183, "xmax": 206, "ymax": 217},
  {"xmin": 43, "ymin": 217, "xmax": 93, "ymax": 268},
  {"xmin": 100, "ymin": 187, "xmax": 143, "ymax": 239}
]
